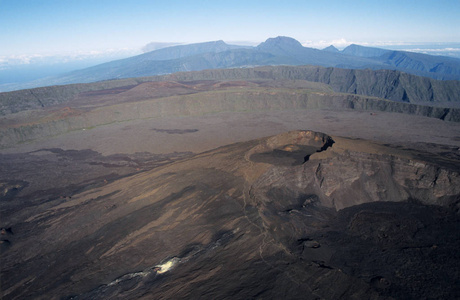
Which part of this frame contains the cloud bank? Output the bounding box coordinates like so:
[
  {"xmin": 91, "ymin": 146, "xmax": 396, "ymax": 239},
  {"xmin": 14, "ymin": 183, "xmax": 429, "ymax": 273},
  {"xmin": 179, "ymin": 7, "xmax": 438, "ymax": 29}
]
[{"xmin": 0, "ymin": 48, "xmax": 141, "ymax": 69}]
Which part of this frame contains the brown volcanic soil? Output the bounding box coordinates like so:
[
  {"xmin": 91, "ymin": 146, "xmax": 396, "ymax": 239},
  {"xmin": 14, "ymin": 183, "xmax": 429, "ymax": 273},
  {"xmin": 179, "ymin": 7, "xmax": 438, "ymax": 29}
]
[
  {"xmin": 1, "ymin": 130, "xmax": 459, "ymax": 299},
  {"xmin": 2, "ymin": 108, "xmax": 459, "ymax": 157},
  {"xmin": 1, "ymin": 79, "xmax": 460, "ymax": 299}
]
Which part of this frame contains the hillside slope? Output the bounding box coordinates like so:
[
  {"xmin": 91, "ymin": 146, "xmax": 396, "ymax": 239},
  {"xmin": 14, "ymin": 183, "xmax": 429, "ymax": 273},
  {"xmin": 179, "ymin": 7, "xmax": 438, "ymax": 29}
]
[
  {"xmin": 1, "ymin": 130, "xmax": 459, "ymax": 299},
  {"xmin": 376, "ymin": 50, "xmax": 460, "ymax": 79},
  {"xmin": 341, "ymin": 44, "xmax": 391, "ymax": 57}
]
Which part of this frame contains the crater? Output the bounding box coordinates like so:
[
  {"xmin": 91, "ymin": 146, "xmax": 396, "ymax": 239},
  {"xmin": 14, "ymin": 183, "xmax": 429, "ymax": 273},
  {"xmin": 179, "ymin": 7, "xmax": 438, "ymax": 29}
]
[{"xmin": 249, "ymin": 130, "xmax": 334, "ymax": 166}]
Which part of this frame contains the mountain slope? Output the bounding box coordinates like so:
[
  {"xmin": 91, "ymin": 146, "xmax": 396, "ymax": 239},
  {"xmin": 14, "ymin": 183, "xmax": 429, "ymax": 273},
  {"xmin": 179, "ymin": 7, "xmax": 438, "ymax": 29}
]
[
  {"xmin": 130, "ymin": 40, "xmax": 249, "ymax": 61},
  {"xmin": 38, "ymin": 41, "xmax": 251, "ymax": 84},
  {"xmin": 376, "ymin": 50, "xmax": 460, "ymax": 79},
  {"xmin": 11, "ymin": 36, "xmax": 460, "ymax": 91},
  {"xmin": 1, "ymin": 130, "xmax": 459, "ymax": 299},
  {"xmin": 341, "ymin": 44, "xmax": 391, "ymax": 57},
  {"xmin": 48, "ymin": 49, "xmax": 282, "ymax": 84},
  {"xmin": 341, "ymin": 44, "xmax": 460, "ymax": 80}
]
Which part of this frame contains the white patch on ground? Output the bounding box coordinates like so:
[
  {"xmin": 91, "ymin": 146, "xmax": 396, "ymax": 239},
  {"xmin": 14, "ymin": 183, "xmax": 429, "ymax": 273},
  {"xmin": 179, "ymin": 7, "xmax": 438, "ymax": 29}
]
[
  {"xmin": 106, "ymin": 257, "xmax": 180, "ymax": 287},
  {"xmin": 155, "ymin": 257, "xmax": 180, "ymax": 274},
  {"xmin": 107, "ymin": 271, "xmax": 150, "ymax": 286}
]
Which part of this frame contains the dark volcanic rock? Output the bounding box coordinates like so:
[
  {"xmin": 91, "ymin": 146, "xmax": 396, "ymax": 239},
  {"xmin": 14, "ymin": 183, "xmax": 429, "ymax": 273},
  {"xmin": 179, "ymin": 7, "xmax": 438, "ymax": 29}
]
[
  {"xmin": 166, "ymin": 66, "xmax": 460, "ymax": 105},
  {"xmin": 0, "ymin": 148, "xmax": 193, "ymax": 220},
  {"xmin": 250, "ymin": 133, "xmax": 460, "ymax": 211},
  {"xmin": 325, "ymin": 202, "xmax": 460, "ymax": 300},
  {"xmin": 1, "ymin": 130, "xmax": 459, "ymax": 299},
  {"xmin": 249, "ymin": 130, "xmax": 334, "ymax": 166}
]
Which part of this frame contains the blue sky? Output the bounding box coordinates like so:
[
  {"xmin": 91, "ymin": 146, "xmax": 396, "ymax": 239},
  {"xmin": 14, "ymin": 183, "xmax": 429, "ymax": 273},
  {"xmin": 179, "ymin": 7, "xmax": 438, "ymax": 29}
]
[{"xmin": 1, "ymin": 0, "xmax": 459, "ymax": 57}]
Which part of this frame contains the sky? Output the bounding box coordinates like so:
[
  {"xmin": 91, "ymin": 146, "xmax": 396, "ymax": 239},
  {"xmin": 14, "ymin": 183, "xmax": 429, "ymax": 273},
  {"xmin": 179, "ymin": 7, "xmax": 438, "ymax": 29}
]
[{"xmin": 1, "ymin": 0, "xmax": 460, "ymax": 60}]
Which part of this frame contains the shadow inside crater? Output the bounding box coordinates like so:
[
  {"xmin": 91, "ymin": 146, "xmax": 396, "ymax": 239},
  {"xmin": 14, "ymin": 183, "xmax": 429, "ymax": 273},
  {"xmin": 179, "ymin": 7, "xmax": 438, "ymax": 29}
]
[{"xmin": 249, "ymin": 145, "xmax": 320, "ymax": 166}]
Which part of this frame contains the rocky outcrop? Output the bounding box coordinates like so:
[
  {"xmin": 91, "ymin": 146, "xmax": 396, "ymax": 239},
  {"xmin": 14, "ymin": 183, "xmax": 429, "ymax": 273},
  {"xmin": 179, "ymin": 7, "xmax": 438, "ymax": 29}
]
[
  {"xmin": 244, "ymin": 131, "xmax": 460, "ymax": 299},
  {"xmin": 249, "ymin": 131, "xmax": 460, "ymax": 212},
  {"xmin": 248, "ymin": 130, "xmax": 334, "ymax": 166}
]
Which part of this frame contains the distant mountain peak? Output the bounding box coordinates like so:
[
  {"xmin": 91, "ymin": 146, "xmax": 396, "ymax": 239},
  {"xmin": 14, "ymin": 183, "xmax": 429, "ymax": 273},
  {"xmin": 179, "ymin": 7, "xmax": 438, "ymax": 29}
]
[
  {"xmin": 12, "ymin": 36, "xmax": 459, "ymax": 91},
  {"xmin": 206, "ymin": 40, "xmax": 227, "ymax": 46},
  {"xmin": 258, "ymin": 36, "xmax": 304, "ymax": 49},
  {"xmin": 342, "ymin": 44, "xmax": 367, "ymax": 51},
  {"xmin": 322, "ymin": 45, "xmax": 339, "ymax": 53}
]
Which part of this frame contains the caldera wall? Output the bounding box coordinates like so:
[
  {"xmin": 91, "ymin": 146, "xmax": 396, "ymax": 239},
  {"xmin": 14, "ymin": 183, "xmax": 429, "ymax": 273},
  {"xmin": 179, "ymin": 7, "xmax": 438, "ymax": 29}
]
[{"xmin": 1, "ymin": 89, "xmax": 459, "ymax": 149}]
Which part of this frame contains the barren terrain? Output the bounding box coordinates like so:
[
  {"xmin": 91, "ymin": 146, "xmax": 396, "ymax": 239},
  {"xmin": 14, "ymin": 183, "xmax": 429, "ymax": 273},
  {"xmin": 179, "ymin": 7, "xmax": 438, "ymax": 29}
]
[{"xmin": 1, "ymin": 75, "xmax": 459, "ymax": 299}]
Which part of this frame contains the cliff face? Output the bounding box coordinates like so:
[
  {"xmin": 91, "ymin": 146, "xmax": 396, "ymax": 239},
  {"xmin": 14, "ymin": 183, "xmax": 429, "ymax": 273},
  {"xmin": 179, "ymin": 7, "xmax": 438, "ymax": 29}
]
[
  {"xmin": 0, "ymin": 78, "xmax": 147, "ymax": 115},
  {"xmin": 167, "ymin": 66, "xmax": 460, "ymax": 105},
  {"xmin": 1, "ymin": 66, "xmax": 459, "ymax": 117},
  {"xmin": 1, "ymin": 84, "xmax": 459, "ymax": 149},
  {"xmin": 1, "ymin": 130, "xmax": 459, "ymax": 299},
  {"xmin": 250, "ymin": 133, "xmax": 460, "ymax": 212}
]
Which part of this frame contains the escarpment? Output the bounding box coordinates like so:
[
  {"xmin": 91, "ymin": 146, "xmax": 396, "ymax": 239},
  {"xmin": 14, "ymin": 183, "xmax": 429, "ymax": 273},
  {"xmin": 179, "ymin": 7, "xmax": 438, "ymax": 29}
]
[
  {"xmin": 248, "ymin": 131, "xmax": 460, "ymax": 211},
  {"xmin": 166, "ymin": 66, "xmax": 460, "ymax": 104},
  {"xmin": 241, "ymin": 131, "xmax": 460, "ymax": 299},
  {"xmin": 2, "ymin": 65, "xmax": 460, "ymax": 117},
  {"xmin": 2, "ymin": 79, "xmax": 460, "ymax": 149}
]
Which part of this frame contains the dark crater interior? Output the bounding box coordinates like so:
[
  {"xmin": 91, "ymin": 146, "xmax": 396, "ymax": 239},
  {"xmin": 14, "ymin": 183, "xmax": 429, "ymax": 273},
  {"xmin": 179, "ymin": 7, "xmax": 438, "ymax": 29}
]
[{"xmin": 250, "ymin": 145, "xmax": 320, "ymax": 166}]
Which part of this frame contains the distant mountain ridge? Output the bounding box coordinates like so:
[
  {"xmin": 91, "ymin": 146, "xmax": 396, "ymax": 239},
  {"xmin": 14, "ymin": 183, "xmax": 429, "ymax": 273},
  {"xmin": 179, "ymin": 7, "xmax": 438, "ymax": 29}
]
[
  {"xmin": 133, "ymin": 40, "xmax": 249, "ymax": 61},
  {"xmin": 341, "ymin": 44, "xmax": 391, "ymax": 57},
  {"xmin": 141, "ymin": 42, "xmax": 182, "ymax": 53},
  {"xmin": 6, "ymin": 36, "xmax": 460, "ymax": 91},
  {"xmin": 332, "ymin": 43, "xmax": 460, "ymax": 79},
  {"xmin": 322, "ymin": 45, "xmax": 339, "ymax": 53}
]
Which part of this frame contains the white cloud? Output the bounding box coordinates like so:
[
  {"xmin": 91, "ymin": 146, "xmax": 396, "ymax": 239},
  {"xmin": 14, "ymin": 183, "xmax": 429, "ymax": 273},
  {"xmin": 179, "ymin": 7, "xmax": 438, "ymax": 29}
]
[
  {"xmin": 0, "ymin": 47, "xmax": 142, "ymax": 68},
  {"xmin": 300, "ymin": 39, "xmax": 436, "ymax": 50},
  {"xmin": 403, "ymin": 47, "xmax": 460, "ymax": 53},
  {"xmin": 300, "ymin": 39, "xmax": 460, "ymax": 57},
  {"xmin": 302, "ymin": 38, "xmax": 356, "ymax": 49},
  {"xmin": 0, "ymin": 54, "xmax": 37, "ymax": 67}
]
